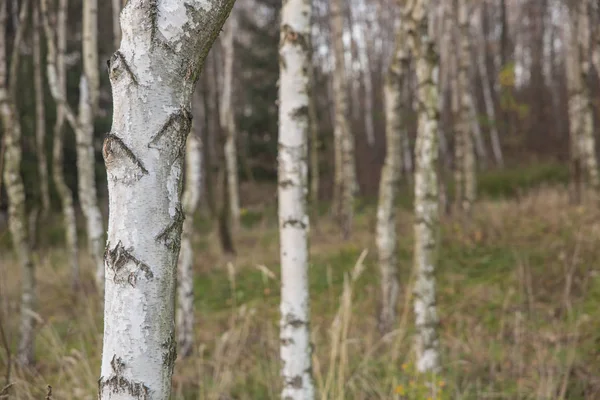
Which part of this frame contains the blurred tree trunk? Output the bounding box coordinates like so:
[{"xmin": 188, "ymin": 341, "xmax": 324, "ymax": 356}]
[
  {"xmin": 331, "ymin": 0, "xmax": 356, "ymax": 239},
  {"xmin": 309, "ymin": 59, "xmax": 320, "ymax": 211},
  {"xmin": 177, "ymin": 98, "xmax": 202, "ymax": 358},
  {"xmin": 406, "ymin": 0, "xmax": 441, "ymax": 374},
  {"xmin": 99, "ymin": 1, "xmax": 234, "ymax": 397},
  {"xmin": 278, "ymin": 0, "xmax": 315, "ymax": 396},
  {"xmin": 111, "ymin": 0, "xmax": 121, "ymax": 49},
  {"xmin": 579, "ymin": 1, "xmax": 599, "ymax": 191},
  {"xmin": 220, "ymin": 10, "xmax": 241, "ymax": 230},
  {"xmin": 79, "ymin": 0, "xmax": 105, "ymax": 293},
  {"xmin": 451, "ymin": 46, "xmax": 463, "ymax": 211},
  {"xmin": 457, "ymin": 0, "xmax": 476, "ymax": 213},
  {"xmin": 0, "ymin": 0, "xmax": 36, "ymax": 367},
  {"xmin": 477, "ymin": 2, "xmax": 503, "ymax": 168},
  {"xmin": 33, "ymin": 4, "xmax": 50, "ymax": 219},
  {"xmin": 376, "ymin": 26, "xmax": 407, "ymax": 335},
  {"xmin": 41, "ymin": 0, "xmax": 80, "ymax": 289}
]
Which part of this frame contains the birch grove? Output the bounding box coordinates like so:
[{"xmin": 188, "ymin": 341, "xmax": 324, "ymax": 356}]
[
  {"xmin": 0, "ymin": 0, "xmax": 36, "ymax": 367},
  {"xmin": 405, "ymin": 0, "xmax": 441, "ymax": 373},
  {"xmin": 99, "ymin": 0, "xmax": 234, "ymax": 397},
  {"xmin": 278, "ymin": 0, "xmax": 314, "ymax": 396},
  {"xmin": 40, "ymin": 0, "xmax": 80, "ymax": 288}
]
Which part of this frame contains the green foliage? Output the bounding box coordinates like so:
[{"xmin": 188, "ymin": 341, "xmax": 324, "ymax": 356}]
[{"xmin": 478, "ymin": 162, "xmax": 569, "ymax": 198}]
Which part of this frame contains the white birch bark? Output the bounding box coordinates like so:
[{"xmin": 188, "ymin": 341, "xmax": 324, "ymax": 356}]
[
  {"xmin": 99, "ymin": 1, "xmax": 234, "ymax": 398},
  {"xmin": 177, "ymin": 123, "xmax": 202, "ymax": 358},
  {"xmin": 457, "ymin": 0, "xmax": 476, "ymax": 213},
  {"xmin": 376, "ymin": 27, "xmax": 407, "ymax": 334},
  {"xmin": 220, "ymin": 10, "xmax": 241, "ymax": 230},
  {"xmin": 33, "ymin": 3, "xmax": 51, "ymax": 217},
  {"xmin": 0, "ymin": 0, "xmax": 36, "ymax": 367},
  {"xmin": 578, "ymin": 1, "xmax": 599, "ymax": 190},
  {"xmin": 279, "ymin": 0, "xmax": 314, "ymax": 396},
  {"xmin": 80, "ymin": 0, "xmax": 106, "ymax": 292},
  {"xmin": 331, "ymin": 0, "xmax": 356, "ymax": 238},
  {"xmin": 41, "ymin": 0, "xmax": 80, "ymax": 288},
  {"xmin": 405, "ymin": 0, "xmax": 441, "ymax": 373}
]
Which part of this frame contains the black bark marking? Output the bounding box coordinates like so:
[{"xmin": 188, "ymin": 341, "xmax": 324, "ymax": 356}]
[
  {"xmin": 282, "ymin": 218, "xmax": 307, "ymax": 229},
  {"xmin": 155, "ymin": 204, "xmax": 185, "ymax": 251},
  {"xmin": 108, "ymin": 51, "xmax": 139, "ymax": 85},
  {"xmin": 283, "ymin": 314, "xmax": 306, "ymax": 328},
  {"xmin": 103, "ymin": 134, "xmax": 148, "ymax": 184},
  {"xmin": 148, "ymin": 0, "xmax": 158, "ymax": 43},
  {"xmin": 162, "ymin": 331, "xmax": 177, "ymax": 370},
  {"xmin": 98, "ymin": 355, "xmax": 150, "ymax": 399},
  {"xmin": 105, "ymin": 241, "xmax": 154, "ymax": 286},
  {"xmin": 148, "ymin": 109, "xmax": 192, "ymax": 164}
]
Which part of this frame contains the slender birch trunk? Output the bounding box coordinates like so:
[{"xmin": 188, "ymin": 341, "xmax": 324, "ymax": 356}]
[
  {"xmin": 80, "ymin": 0, "xmax": 106, "ymax": 293},
  {"xmin": 0, "ymin": 0, "xmax": 36, "ymax": 367},
  {"xmin": 41, "ymin": 0, "xmax": 80, "ymax": 288},
  {"xmin": 177, "ymin": 115, "xmax": 202, "ymax": 358},
  {"xmin": 457, "ymin": 0, "xmax": 476, "ymax": 213},
  {"xmin": 331, "ymin": 0, "xmax": 356, "ymax": 239},
  {"xmin": 477, "ymin": 3, "xmax": 503, "ymax": 168},
  {"xmin": 450, "ymin": 50, "xmax": 463, "ymax": 211},
  {"xmin": 279, "ymin": 0, "xmax": 314, "ymax": 396},
  {"xmin": 405, "ymin": 0, "xmax": 441, "ymax": 373},
  {"xmin": 565, "ymin": 5, "xmax": 584, "ymax": 203},
  {"xmin": 33, "ymin": 4, "xmax": 51, "ymax": 218},
  {"xmin": 99, "ymin": 1, "xmax": 234, "ymax": 398},
  {"xmin": 579, "ymin": 1, "xmax": 599, "ymax": 190},
  {"xmin": 112, "ymin": 0, "xmax": 121, "ymax": 49},
  {"xmin": 376, "ymin": 28, "xmax": 407, "ymax": 334},
  {"xmin": 220, "ymin": 10, "xmax": 241, "ymax": 230},
  {"xmin": 308, "ymin": 61, "xmax": 320, "ymax": 210}
]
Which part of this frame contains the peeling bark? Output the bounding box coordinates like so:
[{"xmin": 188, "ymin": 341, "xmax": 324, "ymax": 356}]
[
  {"xmin": 0, "ymin": 0, "xmax": 36, "ymax": 367},
  {"xmin": 99, "ymin": 1, "xmax": 234, "ymax": 398},
  {"xmin": 405, "ymin": 0, "xmax": 441, "ymax": 373},
  {"xmin": 279, "ymin": 0, "xmax": 315, "ymax": 397}
]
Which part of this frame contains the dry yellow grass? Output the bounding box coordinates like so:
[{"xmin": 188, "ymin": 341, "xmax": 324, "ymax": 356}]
[{"xmin": 1, "ymin": 185, "xmax": 600, "ymax": 399}]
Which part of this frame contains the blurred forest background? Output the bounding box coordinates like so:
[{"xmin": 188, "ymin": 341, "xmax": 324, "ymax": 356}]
[{"xmin": 2, "ymin": 0, "xmax": 600, "ymax": 399}]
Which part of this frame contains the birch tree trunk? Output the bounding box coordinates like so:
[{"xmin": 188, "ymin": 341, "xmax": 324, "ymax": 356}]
[
  {"xmin": 376, "ymin": 27, "xmax": 407, "ymax": 334},
  {"xmin": 33, "ymin": 3, "xmax": 51, "ymax": 218},
  {"xmin": 457, "ymin": 0, "xmax": 476, "ymax": 213},
  {"xmin": 331, "ymin": 0, "xmax": 356, "ymax": 239},
  {"xmin": 41, "ymin": 0, "xmax": 80, "ymax": 288},
  {"xmin": 0, "ymin": 0, "xmax": 36, "ymax": 367},
  {"xmin": 308, "ymin": 60, "xmax": 320, "ymax": 210},
  {"xmin": 177, "ymin": 117, "xmax": 202, "ymax": 358},
  {"xmin": 450, "ymin": 50, "xmax": 463, "ymax": 211},
  {"xmin": 112, "ymin": 0, "xmax": 122, "ymax": 49},
  {"xmin": 579, "ymin": 1, "xmax": 599, "ymax": 190},
  {"xmin": 405, "ymin": 0, "xmax": 441, "ymax": 373},
  {"xmin": 220, "ymin": 9, "xmax": 241, "ymax": 230},
  {"xmin": 477, "ymin": 3, "xmax": 503, "ymax": 168},
  {"xmin": 99, "ymin": 1, "xmax": 234, "ymax": 398},
  {"xmin": 80, "ymin": 0, "xmax": 106, "ymax": 293},
  {"xmin": 279, "ymin": 0, "xmax": 314, "ymax": 396}
]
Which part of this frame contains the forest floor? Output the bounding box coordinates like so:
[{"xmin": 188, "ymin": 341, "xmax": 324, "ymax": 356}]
[{"xmin": 1, "ymin": 163, "xmax": 600, "ymax": 399}]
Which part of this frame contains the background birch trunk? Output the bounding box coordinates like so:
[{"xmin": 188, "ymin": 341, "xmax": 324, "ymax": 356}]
[
  {"xmin": 99, "ymin": 1, "xmax": 234, "ymax": 397},
  {"xmin": 112, "ymin": 0, "xmax": 121, "ymax": 50},
  {"xmin": 331, "ymin": 0, "xmax": 356, "ymax": 239},
  {"xmin": 578, "ymin": 1, "xmax": 599, "ymax": 191},
  {"xmin": 220, "ymin": 9, "xmax": 241, "ymax": 230},
  {"xmin": 477, "ymin": 3, "xmax": 503, "ymax": 168},
  {"xmin": 41, "ymin": 0, "xmax": 80, "ymax": 289},
  {"xmin": 405, "ymin": 0, "xmax": 441, "ymax": 373},
  {"xmin": 308, "ymin": 60, "xmax": 320, "ymax": 211},
  {"xmin": 451, "ymin": 50, "xmax": 464, "ymax": 211},
  {"xmin": 80, "ymin": 0, "xmax": 105, "ymax": 292},
  {"xmin": 177, "ymin": 107, "xmax": 202, "ymax": 358},
  {"xmin": 565, "ymin": 6, "xmax": 584, "ymax": 203},
  {"xmin": 279, "ymin": 0, "xmax": 314, "ymax": 396},
  {"xmin": 457, "ymin": 0, "xmax": 476, "ymax": 213},
  {"xmin": 33, "ymin": 3, "xmax": 50, "ymax": 219},
  {"xmin": 0, "ymin": 0, "xmax": 36, "ymax": 367},
  {"xmin": 376, "ymin": 27, "xmax": 407, "ymax": 335}
]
